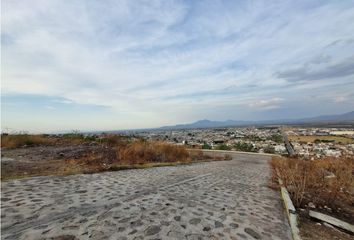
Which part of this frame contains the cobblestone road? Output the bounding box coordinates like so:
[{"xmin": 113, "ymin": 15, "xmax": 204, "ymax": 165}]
[{"xmin": 1, "ymin": 152, "xmax": 291, "ymax": 240}]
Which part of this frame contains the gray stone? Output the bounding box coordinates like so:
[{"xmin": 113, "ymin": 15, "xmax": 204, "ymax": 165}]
[
  {"xmin": 144, "ymin": 225, "xmax": 161, "ymax": 236},
  {"xmin": 244, "ymin": 228, "xmax": 261, "ymax": 239},
  {"xmin": 1, "ymin": 152, "xmax": 292, "ymax": 240},
  {"xmin": 215, "ymin": 221, "xmax": 224, "ymax": 228},
  {"xmin": 230, "ymin": 223, "xmax": 239, "ymax": 229},
  {"xmin": 203, "ymin": 226, "xmax": 211, "ymax": 231},
  {"xmin": 189, "ymin": 218, "xmax": 201, "ymax": 225}
]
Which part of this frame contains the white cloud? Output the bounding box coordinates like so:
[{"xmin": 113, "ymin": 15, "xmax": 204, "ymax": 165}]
[
  {"xmin": 44, "ymin": 105, "xmax": 55, "ymax": 110},
  {"xmin": 249, "ymin": 98, "xmax": 285, "ymax": 110},
  {"xmin": 2, "ymin": 0, "xmax": 354, "ymax": 130},
  {"xmin": 334, "ymin": 96, "xmax": 347, "ymax": 103}
]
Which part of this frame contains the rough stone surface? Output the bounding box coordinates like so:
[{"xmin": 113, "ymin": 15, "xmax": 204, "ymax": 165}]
[
  {"xmin": 245, "ymin": 227, "xmax": 261, "ymax": 239},
  {"xmin": 1, "ymin": 152, "xmax": 291, "ymax": 239},
  {"xmin": 144, "ymin": 225, "xmax": 161, "ymax": 236}
]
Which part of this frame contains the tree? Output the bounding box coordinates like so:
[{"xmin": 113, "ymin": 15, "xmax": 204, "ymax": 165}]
[
  {"xmin": 268, "ymin": 134, "xmax": 283, "ymax": 143},
  {"xmin": 234, "ymin": 142, "xmax": 256, "ymax": 152},
  {"xmin": 215, "ymin": 144, "xmax": 231, "ymax": 150},
  {"xmin": 202, "ymin": 143, "xmax": 212, "ymax": 149},
  {"xmin": 264, "ymin": 145, "xmax": 275, "ymax": 154}
]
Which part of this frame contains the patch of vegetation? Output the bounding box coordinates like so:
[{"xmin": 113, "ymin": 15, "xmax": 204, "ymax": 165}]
[
  {"xmin": 314, "ymin": 139, "xmax": 335, "ymax": 143},
  {"xmin": 245, "ymin": 134, "xmax": 263, "ymax": 141},
  {"xmin": 1, "ymin": 134, "xmax": 55, "ymax": 148},
  {"xmin": 264, "ymin": 145, "xmax": 275, "ymax": 154},
  {"xmin": 1, "ymin": 133, "xmax": 234, "ymax": 180},
  {"xmin": 202, "ymin": 142, "xmax": 212, "ymax": 149},
  {"xmin": 215, "ymin": 144, "xmax": 231, "ymax": 150},
  {"xmin": 289, "ymin": 135, "xmax": 354, "ymax": 144},
  {"xmin": 233, "ymin": 142, "xmax": 256, "ymax": 152},
  {"xmin": 270, "ymin": 156, "xmax": 354, "ymax": 208},
  {"xmin": 268, "ymin": 134, "xmax": 283, "ymax": 143}
]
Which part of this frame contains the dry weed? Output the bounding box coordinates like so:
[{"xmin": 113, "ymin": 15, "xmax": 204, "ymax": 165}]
[{"xmin": 270, "ymin": 156, "xmax": 354, "ymax": 208}]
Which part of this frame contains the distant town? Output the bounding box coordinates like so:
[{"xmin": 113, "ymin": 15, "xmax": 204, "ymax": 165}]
[{"xmin": 127, "ymin": 126, "xmax": 354, "ymax": 159}]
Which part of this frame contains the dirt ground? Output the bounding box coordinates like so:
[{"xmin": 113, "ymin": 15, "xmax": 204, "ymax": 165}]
[
  {"xmin": 1, "ymin": 143, "xmax": 229, "ymax": 180},
  {"xmin": 299, "ymin": 213, "xmax": 354, "ymax": 240},
  {"xmin": 1, "ymin": 143, "xmax": 104, "ymax": 180},
  {"xmin": 288, "ymin": 135, "xmax": 354, "ymax": 143}
]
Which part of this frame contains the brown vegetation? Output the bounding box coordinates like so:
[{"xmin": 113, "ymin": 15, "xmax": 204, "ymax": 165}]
[
  {"xmin": 271, "ymin": 156, "xmax": 354, "ymax": 207},
  {"xmin": 117, "ymin": 141, "xmax": 189, "ymax": 164},
  {"xmin": 288, "ymin": 135, "xmax": 354, "ymax": 144},
  {"xmin": 1, "ymin": 134, "xmax": 54, "ymax": 148},
  {"xmin": 1, "ymin": 134, "xmax": 232, "ymax": 180},
  {"xmin": 270, "ymin": 156, "xmax": 354, "ymax": 222},
  {"xmin": 1, "ymin": 132, "xmax": 97, "ymax": 148},
  {"xmin": 67, "ymin": 140, "xmax": 230, "ymax": 173}
]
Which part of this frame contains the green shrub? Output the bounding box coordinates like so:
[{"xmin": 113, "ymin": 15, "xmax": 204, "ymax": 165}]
[
  {"xmin": 234, "ymin": 142, "xmax": 256, "ymax": 152},
  {"xmin": 202, "ymin": 143, "xmax": 212, "ymax": 149},
  {"xmin": 215, "ymin": 144, "xmax": 231, "ymax": 150}
]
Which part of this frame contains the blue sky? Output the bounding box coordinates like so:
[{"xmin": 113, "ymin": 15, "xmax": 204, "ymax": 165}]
[{"xmin": 2, "ymin": 0, "xmax": 354, "ymax": 133}]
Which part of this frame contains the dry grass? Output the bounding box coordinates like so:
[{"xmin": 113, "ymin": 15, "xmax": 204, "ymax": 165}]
[
  {"xmin": 288, "ymin": 135, "xmax": 354, "ymax": 144},
  {"xmin": 1, "ymin": 133, "xmax": 95, "ymax": 148},
  {"xmin": 1, "ymin": 133, "xmax": 123, "ymax": 149},
  {"xmin": 1, "ymin": 134, "xmax": 233, "ymax": 180},
  {"xmin": 68, "ymin": 141, "xmax": 229, "ymax": 173},
  {"xmin": 1, "ymin": 134, "xmax": 55, "ymax": 148},
  {"xmin": 117, "ymin": 141, "xmax": 190, "ymax": 164},
  {"xmin": 270, "ymin": 156, "xmax": 354, "ymax": 208}
]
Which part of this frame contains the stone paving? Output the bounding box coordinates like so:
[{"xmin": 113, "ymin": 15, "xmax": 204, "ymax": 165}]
[{"xmin": 1, "ymin": 152, "xmax": 291, "ymax": 240}]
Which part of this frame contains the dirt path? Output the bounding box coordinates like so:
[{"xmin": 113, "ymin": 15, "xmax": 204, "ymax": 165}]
[{"xmin": 1, "ymin": 153, "xmax": 291, "ymax": 240}]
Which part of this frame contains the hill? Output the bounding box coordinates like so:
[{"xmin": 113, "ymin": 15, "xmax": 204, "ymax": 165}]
[{"xmin": 159, "ymin": 111, "xmax": 354, "ymax": 129}]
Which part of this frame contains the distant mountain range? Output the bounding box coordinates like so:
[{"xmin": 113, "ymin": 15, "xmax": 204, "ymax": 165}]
[{"xmin": 159, "ymin": 111, "xmax": 354, "ymax": 130}]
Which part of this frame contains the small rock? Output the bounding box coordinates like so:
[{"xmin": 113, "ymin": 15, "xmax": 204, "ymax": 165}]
[
  {"xmin": 52, "ymin": 235, "xmax": 78, "ymax": 240},
  {"xmin": 308, "ymin": 202, "xmax": 316, "ymax": 209},
  {"xmin": 229, "ymin": 223, "xmax": 239, "ymax": 229},
  {"xmin": 324, "ymin": 173, "xmax": 335, "ymax": 179},
  {"xmin": 145, "ymin": 225, "xmax": 161, "ymax": 236},
  {"xmin": 203, "ymin": 226, "xmax": 211, "ymax": 231},
  {"xmin": 130, "ymin": 219, "xmax": 143, "ymax": 227},
  {"xmin": 161, "ymin": 221, "xmax": 169, "ymax": 226},
  {"xmin": 244, "ymin": 228, "xmax": 261, "ymax": 239},
  {"xmin": 189, "ymin": 218, "xmax": 201, "ymax": 225},
  {"xmin": 129, "ymin": 229, "xmax": 138, "ymax": 235},
  {"xmin": 215, "ymin": 221, "xmax": 223, "ymax": 228}
]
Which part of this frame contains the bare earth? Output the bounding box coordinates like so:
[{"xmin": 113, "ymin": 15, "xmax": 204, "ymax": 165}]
[{"xmin": 1, "ymin": 152, "xmax": 291, "ymax": 240}]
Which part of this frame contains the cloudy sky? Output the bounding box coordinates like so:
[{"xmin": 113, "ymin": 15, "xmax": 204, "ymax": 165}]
[{"xmin": 2, "ymin": 0, "xmax": 354, "ymax": 133}]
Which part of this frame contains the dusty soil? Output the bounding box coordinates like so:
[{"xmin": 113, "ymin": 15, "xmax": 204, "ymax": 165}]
[
  {"xmin": 299, "ymin": 213, "xmax": 354, "ymax": 240},
  {"xmin": 297, "ymin": 185, "xmax": 354, "ymax": 239},
  {"xmin": 303, "ymin": 203, "xmax": 354, "ymax": 225},
  {"xmin": 1, "ymin": 144, "xmax": 229, "ymax": 180},
  {"xmin": 1, "ymin": 143, "xmax": 103, "ymax": 180}
]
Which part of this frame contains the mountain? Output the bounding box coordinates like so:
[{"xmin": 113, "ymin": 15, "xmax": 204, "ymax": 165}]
[
  {"xmin": 159, "ymin": 119, "xmax": 252, "ymax": 130},
  {"xmin": 297, "ymin": 111, "xmax": 354, "ymax": 123},
  {"xmin": 159, "ymin": 111, "xmax": 354, "ymax": 130}
]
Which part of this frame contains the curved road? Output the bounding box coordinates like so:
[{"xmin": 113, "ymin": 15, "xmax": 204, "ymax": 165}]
[{"xmin": 1, "ymin": 152, "xmax": 291, "ymax": 240}]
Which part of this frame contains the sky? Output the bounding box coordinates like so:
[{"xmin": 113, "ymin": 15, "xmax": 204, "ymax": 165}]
[{"xmin": 2, "ymin": 0, "xmax": 354, "ymax": 133}]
